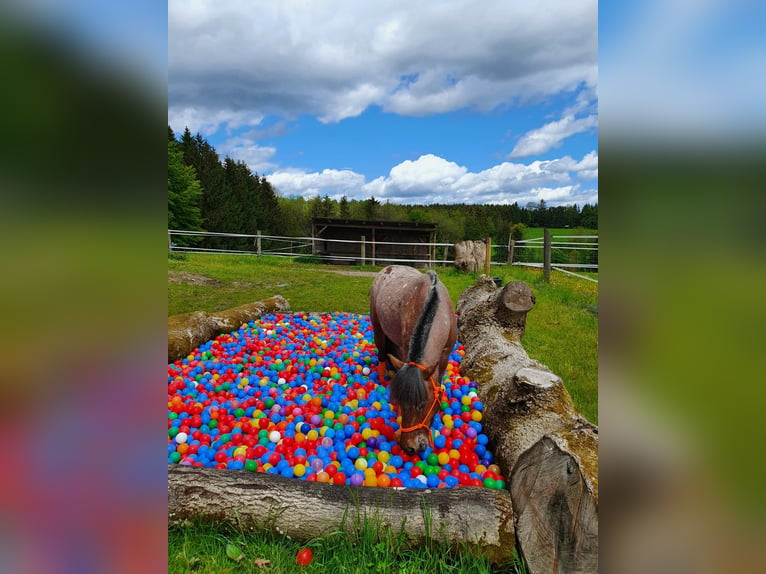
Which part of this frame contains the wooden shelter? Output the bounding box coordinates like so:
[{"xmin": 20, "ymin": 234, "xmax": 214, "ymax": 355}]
[{"xmin": 311, "ymin": 217, "xmax": 437, "ymax": 266}]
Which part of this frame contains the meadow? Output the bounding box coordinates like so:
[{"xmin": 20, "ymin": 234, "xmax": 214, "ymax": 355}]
[{"xmin": 168, "ymin": 252, "xmax": 597, "ymax": 573}]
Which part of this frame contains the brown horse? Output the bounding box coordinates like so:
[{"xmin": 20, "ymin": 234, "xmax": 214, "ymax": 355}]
[{"xmin": 369, "ymin": 265, "xmax": 457, "ymax": 454}]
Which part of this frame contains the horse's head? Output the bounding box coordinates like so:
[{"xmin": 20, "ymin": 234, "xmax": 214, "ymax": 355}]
[{"xmin": 387, "ymin": 354, "xmax": 439, "ymax": 455}]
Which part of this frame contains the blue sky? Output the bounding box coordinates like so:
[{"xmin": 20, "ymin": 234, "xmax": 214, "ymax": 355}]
[{"xmin": 169, "ymin": 1, "xmax": 598, "ymax": 206}]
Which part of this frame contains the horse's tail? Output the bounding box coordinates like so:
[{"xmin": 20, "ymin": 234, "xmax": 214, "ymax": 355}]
[{"xmin": 409, "ymin": 271, "xmax": 440, "ymax": 364}]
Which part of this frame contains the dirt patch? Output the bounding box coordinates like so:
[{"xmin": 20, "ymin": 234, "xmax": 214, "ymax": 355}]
[{"xmin": 168, "ymin": 271, "xmax": 222, "ymax": 287}]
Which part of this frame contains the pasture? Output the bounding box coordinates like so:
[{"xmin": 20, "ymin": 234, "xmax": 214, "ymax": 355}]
[{"xmin": 168, "ymin": 253, "xmax": 597, "ymax": 573}]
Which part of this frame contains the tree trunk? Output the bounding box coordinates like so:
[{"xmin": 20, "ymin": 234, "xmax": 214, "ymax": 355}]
[
  {"xmin": 456, "ymin": 275, "xmax": 598, "ymax": 573},
  {"xmin": 454, "ymin": 240, "xmax": 486, "ymax": 273},
  {"xmin": 168, "ymin": 466, "xmax": 516, "ymax": 563},
  {"xmin": 167, "ymin": 295, "xmax": 290, "ymax": 363}
]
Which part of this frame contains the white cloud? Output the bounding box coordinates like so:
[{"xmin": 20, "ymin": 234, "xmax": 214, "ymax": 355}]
[
  {"xmin": 167, "ymin": 107, "xmax": 264, "ymax": 138},
  {"xmin": 270, "ymin": 151, "xmax": 597, "ymax": 207},
  {"xmin": 509, "ymin": 114, "xmax": 597, "ymax": 158},
  {"xmin": 269, "ymin": 168, "xmax": 367, "ymax": 200},
  {"xmin": 217, "ymin": 137, "xmax": 278, "ymax": 173},
  {"xmin": 169, "ymin": 1, "xmax": 597, "ymax": 129}
]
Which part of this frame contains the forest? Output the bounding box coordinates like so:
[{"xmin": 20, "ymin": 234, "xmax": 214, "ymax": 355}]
[{"xmin": 168, "ymin": 126, "xmax": 598, "ymax": 248}]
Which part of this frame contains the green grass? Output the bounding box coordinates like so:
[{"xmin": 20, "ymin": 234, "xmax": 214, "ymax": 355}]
[
  {"xmin": 520, "ymin": 227, "xmax": 598, "ymax": 240},
  {"xmin": 168, "ymin": 253, "xmax": 596, "ymax": 572},
  {"xmin": 169, "ymin": 518, "xmax": 526, "ymax": 574},
  {"xmin": 168, "ymin": 253, "xmax": 597, "ymax": 423}
]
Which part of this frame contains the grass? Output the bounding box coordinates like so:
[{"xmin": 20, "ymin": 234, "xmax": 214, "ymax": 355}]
[
  {"xmin": 169, "ymin": 518, "xmax": 526, "ymax": 574},
  {"xmin": 168, "ymin": 253, "xmax": 597, "ymax": 423},
  {"xmin": 168, "ymin": 253, "xmax": 597, "ymax": 572}
]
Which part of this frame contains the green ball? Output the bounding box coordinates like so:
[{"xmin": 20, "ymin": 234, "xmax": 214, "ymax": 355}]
[
  {"xmin": 168, "ymin": 412, "xmax": 178, "ymax": 420},
  {"xmin": 245, "ymin": 460, "xmax": 257, "ymax": 472},
  {"xmin": 426, "ymin": 453, "xmax": 439, "ymax": 466},
  {"xmin": 168, "ymin": 427, "xmax": 179, "ymax": 438},
  {"xmin": 208, "ymin": 420, "xmax": 218, "ymax": 429},
  {"xmin": 234, "ymin": 408, "xmax": 245, "ymax": 418},
  {"xmin": 169, "ymin": 452, "xmax": 181, "ymax": 463},
  {"xmin": 483, "ymin": 477, "xmax": 497, "ymax": 489}
]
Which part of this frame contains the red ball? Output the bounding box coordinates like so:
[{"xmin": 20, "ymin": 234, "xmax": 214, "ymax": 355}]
[{"xmin": 295, "ymin": 548, "xmax": 314, "ymax": 566}]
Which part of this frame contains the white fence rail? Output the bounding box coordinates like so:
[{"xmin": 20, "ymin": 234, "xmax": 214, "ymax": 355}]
[{"xmin": 169, "ymin": 229, "xmax": 598, "ymax": 281}]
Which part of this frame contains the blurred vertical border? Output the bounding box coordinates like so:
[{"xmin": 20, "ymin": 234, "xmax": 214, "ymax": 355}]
[
  {"xmin": 0, "ymin": 1, "xmax": 167, "ymax": 572},
  {"xmin": 600, "ymin": 0, "xmax": 766, "ymax": 572}
]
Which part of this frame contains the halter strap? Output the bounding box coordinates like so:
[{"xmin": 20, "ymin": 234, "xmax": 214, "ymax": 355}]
[{"xmin": 397, "ymin": 363, "xmax": 444, "ymax": 445}]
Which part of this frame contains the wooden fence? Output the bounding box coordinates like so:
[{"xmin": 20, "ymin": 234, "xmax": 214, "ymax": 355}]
[{"xmin": 169, "ymin": 229, "xmax": 598, "ymax": 282}]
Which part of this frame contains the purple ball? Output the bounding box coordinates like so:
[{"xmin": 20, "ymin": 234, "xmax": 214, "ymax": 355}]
[{"xmin": 350, "ymin": 473, "xmax": 364, "ymax": 486}]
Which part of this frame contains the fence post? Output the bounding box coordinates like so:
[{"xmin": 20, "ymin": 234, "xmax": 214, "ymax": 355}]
[
  {"xmin": 256, "ymin": 231, "xmax": 262, "ymax": 257},
  {"xmin": 484, "ymin": 237, "xmax": 491, "ymax": 276},
  {"xmin": 443, "ymin": 246, "xmax": 449, "ymax": 267},
  {"xmin": 508, "ymin": 239, "xmax": 515, "ymax": 265},
  {"xmin": 361, "ymin": 235, "xmax": 366, "ymax": 266},
  {"xmin": 543, "ymin": 228, "xmax": 551, "ymax": 282},
  {"xmin": 168, "ymin": 231, "xmax": 172, "ymax": 252}
]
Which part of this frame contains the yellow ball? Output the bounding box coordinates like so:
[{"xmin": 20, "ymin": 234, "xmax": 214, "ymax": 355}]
[
  {"xmin": 471, "ymin": 411, "xmax": 482, "ymax": 422},
  {"xmin": 354, "ymin": 458, "xmax": 368, "ymax": 471},
  {"xmin": 294, "ymin": 464, "xmax": 306, "ymax": 477},
  {"xmin": 377, "ymin": 451, "xmax": 390, "ymax": 464}
]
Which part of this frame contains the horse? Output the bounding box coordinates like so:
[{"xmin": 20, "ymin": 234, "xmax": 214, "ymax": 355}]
[{"xmin": 369, "ymin": 265, "xmax": 457, "ymax": 455}]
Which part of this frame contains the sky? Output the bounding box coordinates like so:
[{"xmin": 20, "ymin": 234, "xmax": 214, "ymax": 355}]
[{"xmin": 168, "ymin": 1, "xmax": 599, "ymax": 207}]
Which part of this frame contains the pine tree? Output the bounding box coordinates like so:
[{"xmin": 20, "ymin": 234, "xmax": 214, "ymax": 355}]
[{"xmin": 167, "ymin": 141, "xmax": 203, "ymax": 244}]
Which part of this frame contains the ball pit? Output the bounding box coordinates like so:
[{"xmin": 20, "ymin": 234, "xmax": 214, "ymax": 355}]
[{"xmin": 167, "ymin": 312, "xmax": 506, "ymax": 490}]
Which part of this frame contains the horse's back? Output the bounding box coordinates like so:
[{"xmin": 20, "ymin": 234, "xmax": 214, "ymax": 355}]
[{"xmin": 371, "ymin": 265, "xmax": 455, "ymax": 364}]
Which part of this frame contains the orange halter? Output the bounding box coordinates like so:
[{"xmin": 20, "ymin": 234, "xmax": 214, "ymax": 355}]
[{"xmin": 396, "ymin": 362, "xmax": 444, "ymax": 445}]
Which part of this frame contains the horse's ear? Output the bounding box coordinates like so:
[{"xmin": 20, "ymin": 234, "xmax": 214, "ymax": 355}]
[
  {"xmin": 421, "ymin": 363, "xmax": 437, "ymax": 380},
  {"xmin": 388, "ymin": 354, "xmax": 405, "ymax": 370}
]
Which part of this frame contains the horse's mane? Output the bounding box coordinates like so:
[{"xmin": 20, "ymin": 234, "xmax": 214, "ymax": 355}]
[
  {"xmin": 390, "ymin": 270, "xmax": 440, "ymax": 409},
  {"xmin": 409, "ymin": 270, "xmax": 439, "ymax": 364}
]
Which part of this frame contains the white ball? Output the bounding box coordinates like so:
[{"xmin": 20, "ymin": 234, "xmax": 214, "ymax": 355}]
[
  {"xmin": 415, "ymin": 474, "xmax": 427, "ymax": 485},
  {"xmin": 362, "ymin": 367, "xmax": 371, "ymax": 376},
  {"xmin": 175, "ymin": 432, "xmax": 188, "ymax": 444},
  {"xmin": 269, "ymin": 430, "xmax": 281, "ymax": 443},
  {"xmin": 278, "ymin": 377, "xmax": 286, "ymax": 385}
]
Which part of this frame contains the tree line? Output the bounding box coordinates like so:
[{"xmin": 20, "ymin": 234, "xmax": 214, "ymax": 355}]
[{"xmin": 168, "ymin": 127, "xmax": 598, "ymax": 249}]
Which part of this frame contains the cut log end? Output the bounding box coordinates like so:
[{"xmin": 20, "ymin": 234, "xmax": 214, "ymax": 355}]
[
  {"xmin": 511, "ymin": 429, "xmax": 599, "ymax": 574},
  {"xmin": 515, "ymin": 367, "xmax": 561, "ymax": 389}
]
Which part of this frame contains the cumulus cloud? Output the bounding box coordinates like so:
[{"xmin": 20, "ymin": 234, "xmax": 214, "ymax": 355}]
[
  {"xmin": 509, "ymin": 114, "xmax": 598, "ymax": 158},
  {"xmin": 271, "ymin": 151, "xmax": 597, "ymax": 207},
  {"xmin": 268, "ymin": 168, "xmax": 367, "ymax": 200},
  {"xmin": 216, "ymin": 137, "xmax": 278, "ymax": 173},
  {"xmin": 169, "ymin": 0, "xmax": 597, "ymax": 131}
]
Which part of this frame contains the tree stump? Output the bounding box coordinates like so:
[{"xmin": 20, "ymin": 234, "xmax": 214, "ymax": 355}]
[
  {"xmin": 167, "ymin": 296, "xmax": 290, "ymax": 363},
  {"xmin": 456, "ymin": 275, "xmax": 598, "ymax": 573},
  {"xmin": 454, "ymin": 240, "xmax": 487, "ymax": 273},
  {"xmin": 168, "ymin": 466, "xmax": 516, "ymax": 563}
]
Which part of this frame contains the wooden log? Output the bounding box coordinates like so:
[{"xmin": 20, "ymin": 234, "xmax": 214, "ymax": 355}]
[
  {"xmin": 456, "ymin": 275, "xmax": 592, "ymax": 474},
  {"xmin": 456, "ymin": 275, "xmax": 598, "ymax": 573},
  {"xmin": 168, "ymin": 466, "xmax": 516, "ymax": 563},
  {"xmin": 454, "ymin": 240, "xmax": 486, "ymax": 273},
  {"xmin": 511, "ymin": 425, "xmax": 598, "ymax": 574},
  {"xmin": 167, "ymin": 296, "xmax": 290, "ymax": 363}
]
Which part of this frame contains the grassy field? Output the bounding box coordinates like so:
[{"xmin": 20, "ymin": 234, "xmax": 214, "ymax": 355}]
[
  {"xmin": 168, "ymin": 252, "xmax": 597, "ymax": 423},
  {"xmin": 169, "ymin": 518, "xmax": 526, "ymax": 574},
  {"xmin": 520, "ymin": 227, "xmax": 598, "ymax": 239},
  {"xmin": 168, "ymin": 252, "xmax": 597, "ymax": 573}
]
